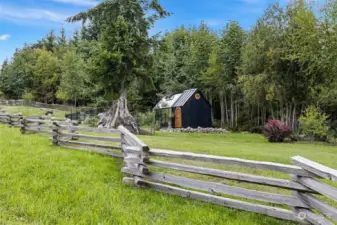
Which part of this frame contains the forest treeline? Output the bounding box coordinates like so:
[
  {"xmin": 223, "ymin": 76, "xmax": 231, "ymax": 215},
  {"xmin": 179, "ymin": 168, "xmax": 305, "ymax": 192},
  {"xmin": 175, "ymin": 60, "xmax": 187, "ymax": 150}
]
[{"xmin": 1, "ymin": 0, "xmax": 337, "ymax": 131}]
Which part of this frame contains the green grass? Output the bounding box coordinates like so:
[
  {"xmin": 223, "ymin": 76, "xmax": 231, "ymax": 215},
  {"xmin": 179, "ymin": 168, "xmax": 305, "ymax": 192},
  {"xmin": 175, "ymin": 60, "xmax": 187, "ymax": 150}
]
[
  {"xmin": 0, "ymin": 106, "xmax": 70, "ymax": 120},
  {"xmin": 1, "ymin": 106, "xmax": 337, "ymax": 224},
  {"xmin": 0, "ymin": 125, "xmax": 302, "ymax": 225},
  {"xmin": 142, "ymin": 132, "xmax": 337, "ymax": 213},
  {"xmin": 142, "ymin": 132, "xmax": 337, "ymax": 168}
]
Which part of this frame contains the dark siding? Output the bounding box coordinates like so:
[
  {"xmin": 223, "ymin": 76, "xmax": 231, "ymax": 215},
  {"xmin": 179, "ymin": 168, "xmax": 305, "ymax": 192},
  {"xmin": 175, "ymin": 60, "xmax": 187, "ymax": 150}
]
[{"xmin": 181, "ymin": 91, "xmax": 212, "ymax": 128}]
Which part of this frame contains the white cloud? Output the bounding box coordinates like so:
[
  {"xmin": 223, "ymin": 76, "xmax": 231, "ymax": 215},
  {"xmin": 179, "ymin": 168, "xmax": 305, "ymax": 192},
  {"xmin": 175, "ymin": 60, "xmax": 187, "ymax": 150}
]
[
  {"xmin": 0, "ymin": 34, "xmax": 10, "ymax": 41},
  {"xmin": 52, "ymin": 0, "xmax": 99, "ymax": 7},
  {"xmin": 0, "ymin": 5, "xmax": 70, "ymax": 24}
]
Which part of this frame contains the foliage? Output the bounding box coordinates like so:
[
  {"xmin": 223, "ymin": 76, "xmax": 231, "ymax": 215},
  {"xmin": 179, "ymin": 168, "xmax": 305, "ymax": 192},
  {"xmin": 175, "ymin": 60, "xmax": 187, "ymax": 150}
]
[
  {"xmin": 136, "ymin": 111, "xmax": 155, "ymax": 126},
  {"xmin": 67, "ymin": 0, "xmax": 169, "ymax": 100},
  {"xmin": 83, "ymin": 116, "xmax": 100, "ymax": 127},
  {"xmin": 298, "ymin": 106, "xmax": 329, "ymax": 139},
  {"xmin": 212, "ymin": 119, "xmax": 222, "ymax": 128},
  {"xmin": 57, "ymin": 49, "xmax": 88, "ymax": 106},
  {"xmin": 23, "ymin": 92, "xmax": 34, "ymax": 102},
  {"xmin": 329, "ymin": 120, "xmax": 337, "ymax": 138},
  {"xmin": 250, "ymin": 126, "xmax": 263, "ymax": 134},
  {"xmin": 263, "ymin": 120, "xmax": 292, "ymax": 142},
  {"xmin": 1, "ymin": 0, "xmax": 337, "ymax": 131},
  {"xmin": 32, "ymin": 49, "xmax": 61, "ymax": 103}
]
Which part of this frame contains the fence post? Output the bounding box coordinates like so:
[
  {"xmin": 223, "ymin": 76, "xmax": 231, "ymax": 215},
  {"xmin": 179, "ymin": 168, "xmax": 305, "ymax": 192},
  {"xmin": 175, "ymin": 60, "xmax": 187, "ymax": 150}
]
[
  {"xmin": 52, "ymin": 122, "xmax": 60, "ymax": 146},
  {"xmin": 37, "ymin": 116, "xmax": 44, "ymax": 132},
  {"xmin": 70, "ymin": 121, "xmax": 78, "ymax": 140},
  {"xmin": 118, "ymin": 126, "xmax": 150, "ymax": 185},
  {"xmin": 20, "ymin": 117, "xmax": 26, "ymax": 134},
  {"xmin": 0, "ymin": 111, "xmax": 8, "ymax": 124},
  {"xmin": 7, "ymin": 115, "xmax": 12, "ymax": 127},
  {"xmin": 290, "ymin": 156, "xmax": 337, "ymax": 225}
]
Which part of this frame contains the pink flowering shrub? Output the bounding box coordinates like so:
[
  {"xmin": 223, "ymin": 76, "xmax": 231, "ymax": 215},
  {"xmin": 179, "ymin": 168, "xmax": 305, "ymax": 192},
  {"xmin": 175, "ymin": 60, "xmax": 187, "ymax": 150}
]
[{"xmin": 264, "ymin": 120, "xmax": 292, "ymax": 142}]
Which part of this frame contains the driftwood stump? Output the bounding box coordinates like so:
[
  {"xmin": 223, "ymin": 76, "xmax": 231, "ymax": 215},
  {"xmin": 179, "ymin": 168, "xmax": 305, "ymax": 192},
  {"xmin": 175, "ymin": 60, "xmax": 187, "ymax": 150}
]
[{"xmin": 98, "ymin": 93, "xmax": 139, "ymax": 134}]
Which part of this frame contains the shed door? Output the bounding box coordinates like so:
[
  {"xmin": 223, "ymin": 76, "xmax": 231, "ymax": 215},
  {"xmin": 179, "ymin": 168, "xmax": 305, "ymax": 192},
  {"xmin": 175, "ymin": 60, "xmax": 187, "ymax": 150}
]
[{"xmin": 175, "ymin": 107, "xmax": 182, "ymax": 128}]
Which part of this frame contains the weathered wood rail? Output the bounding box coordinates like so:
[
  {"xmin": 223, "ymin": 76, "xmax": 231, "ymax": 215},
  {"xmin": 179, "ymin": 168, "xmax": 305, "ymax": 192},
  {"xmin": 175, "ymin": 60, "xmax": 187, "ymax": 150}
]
[
  {"xmin": 121, "ymin": 136, "xmax": 337, "ymax": 225},
  {"xmin": 52, "ymin": 122, "xmax": 123, "ymax": 158},
  {"xmin": 1, "ymin": 111, "xmax": 337, "ymax": 224},
  {"xmin": 0, "ymin": 112, "xmax": 23, "ymax": 127}
]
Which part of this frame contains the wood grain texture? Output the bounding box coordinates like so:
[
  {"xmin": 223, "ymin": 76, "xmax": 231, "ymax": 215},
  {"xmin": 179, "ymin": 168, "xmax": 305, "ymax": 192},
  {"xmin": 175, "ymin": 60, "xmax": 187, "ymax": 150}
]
[
  {"xmin": 123, "ymin": 168, "xmax": 309, "ymax": 207},
  {"xmin": 149, "ymin": 149, "xmax": 313, "ymax": 176},
  {"xmin": 295, "ymin": 192, "xmax": 337, "ymax": 221},
  {"xmin": 296, "ymin": 208, "xmax": 334, "ymax": 225},
  {"xmin": 148, "ymin": 160, "xmax": 312, "ymax": 192},
  {"xmin": 25, "ymin": 129, "xmax": 53, "ymax": 135},
  {"xmin": 59, "ymin": 132, "xmax": 121, "ymax": 142},
  {"xmin": 58, "ymin": 126, "xmax": 120, "ymax": 134},
  {"xmin": 118, "ymin": 126, "xmax": 149, "ymax": 151},
  {"xmin": 25, "ymin": 125, "xmax": 52, "ymax": 130},
  {"xmin": 58, "ymin": 140, "xmax": 122, "ymax": 150},
  {"xmin": 293, "ymin": 176, "xmax": 337, "ymax": 202},
  {"xmin": 133, "ymin": 178, "xmax": 305, "ymax": 223},
  {"xmin": 292, "ymin": 156, "xmax": 337, "ymax": 182}
]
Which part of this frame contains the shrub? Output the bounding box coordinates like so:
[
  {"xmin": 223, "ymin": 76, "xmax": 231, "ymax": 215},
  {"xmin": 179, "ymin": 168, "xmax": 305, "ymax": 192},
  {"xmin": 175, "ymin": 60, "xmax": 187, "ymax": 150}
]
[
  {"xmin": 212, "ymin": 119, "xmax": 222, "ymax": 128},
  {"xmin": 298, "ymin": 106, "xmax": 329, "ymax": 140},
  {"xmin": 264, "ymin": 120, "xmax": 292, "ymax": 142},
  {"xmin": 250, "ymin": 126, "xmax": 263, "ymax": 134},
  {"xmin": 23, "ymin": 92, "xmax": 34, "ymax": 102},
  {"xmin": 136, "ymin": 111, "xmax": 154, "ymax": 127},
  {"xmin": 83, "ymin": 116, "xmax": 100, "ymax": 127},
  {"xmin": 329, "ymin": 120, "xmax": 337, "ymax": 138}
]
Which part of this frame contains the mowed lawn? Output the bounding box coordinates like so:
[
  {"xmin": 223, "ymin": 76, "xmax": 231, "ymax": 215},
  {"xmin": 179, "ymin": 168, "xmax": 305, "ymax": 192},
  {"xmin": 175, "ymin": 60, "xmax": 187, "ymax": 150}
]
[
  {"xmin": 1, "ymin": 123, "xmax": 337, "ymax": 224},
  {"xmin": 0, "ymin": 106, "xmax": 69, "ymax": 120},
  {"xmin": 142, "ymin": 131, "xmax": 337, "ymax": 168}
]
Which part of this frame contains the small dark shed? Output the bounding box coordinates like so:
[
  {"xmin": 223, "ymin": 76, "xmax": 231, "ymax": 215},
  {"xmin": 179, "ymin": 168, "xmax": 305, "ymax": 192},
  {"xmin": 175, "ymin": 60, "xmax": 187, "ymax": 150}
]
[{"xmin": 154, "ymin": 89, "xmax": 212, "ymax": 129}]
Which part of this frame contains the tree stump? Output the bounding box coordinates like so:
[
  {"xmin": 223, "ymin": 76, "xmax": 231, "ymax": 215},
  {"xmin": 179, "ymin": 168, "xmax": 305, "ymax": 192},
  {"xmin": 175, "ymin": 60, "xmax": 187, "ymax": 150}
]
[{"xmin": 98, "ymin": 94, "xmax": 139, "ymax": 134}]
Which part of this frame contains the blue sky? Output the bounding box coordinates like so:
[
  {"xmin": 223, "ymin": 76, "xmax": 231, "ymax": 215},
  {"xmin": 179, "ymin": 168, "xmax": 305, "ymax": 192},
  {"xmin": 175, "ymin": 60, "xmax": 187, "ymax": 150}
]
[{"xmin": 0, "ymin": 0, "xmax": 289, "ymax": 65}]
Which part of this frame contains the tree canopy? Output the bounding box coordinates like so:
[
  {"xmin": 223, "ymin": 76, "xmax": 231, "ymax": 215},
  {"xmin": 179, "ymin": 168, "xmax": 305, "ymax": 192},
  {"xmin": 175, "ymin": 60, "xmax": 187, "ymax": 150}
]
[{"xmin": 1, "ymin": 0, "xmax": 337, "ymax": 131}]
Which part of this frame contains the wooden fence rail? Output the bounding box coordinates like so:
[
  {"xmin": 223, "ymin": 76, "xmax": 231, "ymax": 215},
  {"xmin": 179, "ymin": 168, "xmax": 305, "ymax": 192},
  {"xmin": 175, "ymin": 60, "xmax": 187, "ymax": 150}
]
[
  {"xmin": 52, "ymin": 121, "xmax": 123, "ymax": 158},
  {"xmin": 122, "ymin": 147, "xmax": 337, "ymax": 225},
  {"xmin": 1, "ymin": 111, "xmax": 337, "ymax": 225}
]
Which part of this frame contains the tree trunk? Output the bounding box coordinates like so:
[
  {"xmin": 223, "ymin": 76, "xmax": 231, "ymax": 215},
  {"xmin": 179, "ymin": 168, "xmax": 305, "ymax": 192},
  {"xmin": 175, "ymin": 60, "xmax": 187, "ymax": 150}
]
[
  {"xmin": 235, "ymin": 101, "xmax": 238, "ymax": 128},
  {"xmin": 98, "ymin": 85, "xmax": 139, "ymax": 134},
  {"xmin": 250, "ymin": 105, "xmax": 253, "ymax": 128},
  {"xmin": 209, "ymin": 91, "xmax": 214, "ymax": 122},
  {"xmin": 230, "ymin": 92, "xmax": 234, "ymax": 128},
  {"xmin": 225, "ymin": 95, "xmax": 229, "ymax": 125},
  {"xmin": 219, "ymin": 91, "xmax": 225, "ymax": 128},
  {"xmin": 263, "ymin": 104, "xmax": 266, "ymax": 125},
  {"xmin": 257, "ymin": 103, "xmax": 260, "ymax": 126},
  {"xmin": 286, "ymin": 104, "xmax": 289, "ymax": 125},
  {"xmin": 280, "ymin": 102, "xmax": 284, "ymax": 122},
  {"xmin": 292, "ymin": 102, "xmax": 297, "ymax": 131}
]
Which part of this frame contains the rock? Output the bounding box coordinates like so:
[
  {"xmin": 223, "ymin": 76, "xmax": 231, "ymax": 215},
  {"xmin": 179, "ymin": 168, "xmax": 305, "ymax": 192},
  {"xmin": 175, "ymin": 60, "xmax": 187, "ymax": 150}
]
[{"xmin": 160, "ymin": 127, "xmax": 229, "ymax": 134}]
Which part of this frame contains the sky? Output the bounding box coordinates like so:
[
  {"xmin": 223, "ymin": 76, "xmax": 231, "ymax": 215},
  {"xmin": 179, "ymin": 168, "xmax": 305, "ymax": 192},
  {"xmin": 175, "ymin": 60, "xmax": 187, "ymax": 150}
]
[{"xmin": 0, "ymin": 0, "xmax": 291, "ymax": 65}]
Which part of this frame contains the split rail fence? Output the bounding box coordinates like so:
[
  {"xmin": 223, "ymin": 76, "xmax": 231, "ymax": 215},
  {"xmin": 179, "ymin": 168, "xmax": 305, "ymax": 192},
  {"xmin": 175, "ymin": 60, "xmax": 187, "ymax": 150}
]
[{"xmin": 1, "ymin": 111, "xmax": 337, "ymax": 225}]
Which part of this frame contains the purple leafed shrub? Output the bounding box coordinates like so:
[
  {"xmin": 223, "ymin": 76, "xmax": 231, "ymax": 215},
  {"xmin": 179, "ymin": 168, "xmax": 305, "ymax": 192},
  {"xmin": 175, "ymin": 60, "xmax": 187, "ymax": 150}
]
[{"xmin": 264, "ymin": 120, "xmax": 292, "ymax": 142}]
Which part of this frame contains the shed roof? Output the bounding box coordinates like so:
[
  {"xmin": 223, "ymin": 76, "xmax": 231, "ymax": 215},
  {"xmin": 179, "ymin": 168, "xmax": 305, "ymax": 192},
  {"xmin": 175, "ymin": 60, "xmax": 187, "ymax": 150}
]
[
  {"xmin": 154, "ymin": 88, "xmax": 198, "ymax": 109},
  {"xmin": 172, "ymin": 88, "xmax": 198, "ymax": 107},
  {"xmin": 154, "ymin": 93, "xmax": 182, "ymax": 109}
]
